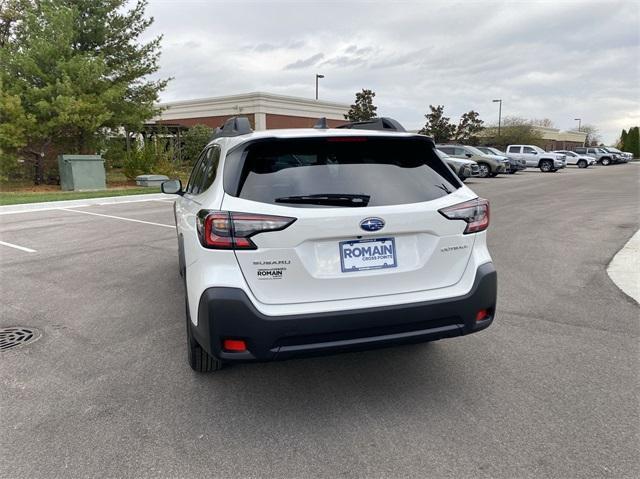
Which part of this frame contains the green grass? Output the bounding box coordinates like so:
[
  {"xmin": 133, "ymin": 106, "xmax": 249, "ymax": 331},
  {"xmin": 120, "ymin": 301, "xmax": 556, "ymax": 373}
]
[{"xmin": 0, "ymin": 187, "xmax": 161, "ymax": 206}]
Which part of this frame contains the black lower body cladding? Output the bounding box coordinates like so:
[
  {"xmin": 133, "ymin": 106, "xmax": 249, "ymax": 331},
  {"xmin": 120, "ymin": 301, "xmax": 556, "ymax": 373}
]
[{"xmin": 193, "ymin": 263, "xmax": 497, "ymax": 362}]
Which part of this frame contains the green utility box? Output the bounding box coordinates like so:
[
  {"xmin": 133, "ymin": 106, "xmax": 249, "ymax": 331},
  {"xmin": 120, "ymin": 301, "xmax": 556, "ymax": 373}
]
[{"xmin": 58, "ymin": 155, "xmax": 106, "ymax": 191}]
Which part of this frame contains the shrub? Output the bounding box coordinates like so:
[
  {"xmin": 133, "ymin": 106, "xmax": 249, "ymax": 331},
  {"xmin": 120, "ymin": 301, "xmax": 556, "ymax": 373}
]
[
  {"xmin": 0, "ymin": 152, "xmax": 21, "ymax": 181},
  {"xmin": 122, "ymin": 142, "xmax": 157, "ymax": 179},
  {"xmin": 153, "ymin": 148, "xmax": 178, "ymax": 177},
  {"xmin": 102, "ymin": 137, "xmax": 128, "ymax": 169},
  {"xmin": 182, "ymin": 124, "xmax": 213, "ymax": 165}
]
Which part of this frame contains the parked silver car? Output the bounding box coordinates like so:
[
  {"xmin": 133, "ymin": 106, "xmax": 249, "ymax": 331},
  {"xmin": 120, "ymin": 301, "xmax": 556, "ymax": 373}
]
[
  {"xmin": 435, "ymin": 149, "xmax": 480, "ymax": 181},
  {"xmin": 437, "ymin": 144, "xmax": 509, "ymax": 178},
  {"xmin": 573, "ymin": 147, "xmax": 619, "ymax": 165},
  {"xmin": 477, "ymin": 146, "xmax": 526, "ymax": 173},
  {"xmin": 601, "ymin": 147, "xmax": 631, "ymax": 163}
]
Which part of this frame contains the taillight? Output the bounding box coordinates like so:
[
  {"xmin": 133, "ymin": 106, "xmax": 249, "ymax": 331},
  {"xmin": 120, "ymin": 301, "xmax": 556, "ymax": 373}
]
[
  {"xmin": 439, "ymin": 198, "xmax": 490, "ymax": 234},
  {"xmin": 196, "ymin": 211, "xmax": 296, "ymax": 250}
]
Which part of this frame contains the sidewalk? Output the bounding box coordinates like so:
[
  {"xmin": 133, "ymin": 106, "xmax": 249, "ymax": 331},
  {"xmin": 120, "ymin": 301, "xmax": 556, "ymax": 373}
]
[
  {"xmin": 607, "ymin": 229, "xmax": 640, "ymax": 304},
  {"xmin": 0, "ymin": 193, "xmax": 170, "ymax": 215}
]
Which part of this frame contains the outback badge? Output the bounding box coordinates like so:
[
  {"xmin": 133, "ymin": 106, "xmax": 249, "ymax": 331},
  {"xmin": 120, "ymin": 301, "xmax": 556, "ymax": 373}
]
[{"xmin": 360, "ymin": 217, "xmax": 385, "ymax": 232}]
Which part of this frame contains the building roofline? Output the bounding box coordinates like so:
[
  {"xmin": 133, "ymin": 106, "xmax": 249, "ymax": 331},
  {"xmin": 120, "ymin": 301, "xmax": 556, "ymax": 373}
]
[
  {"xmin": 157, "ymin": 91, "xmax": 350, "ymax": 109},
  {"xmin": 154, "ymin": 91, "xmax": 350, "ymax": 123}
]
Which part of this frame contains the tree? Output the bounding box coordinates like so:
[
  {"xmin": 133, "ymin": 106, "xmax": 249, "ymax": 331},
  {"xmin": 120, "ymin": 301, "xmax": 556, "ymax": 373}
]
[
  {"xmin": 65, "ymin": 0, "xmax": 169, "ymax": 142},
  {"xmin": 622, "ymin": 126, "xmax": 639, "ymax": 158},
  {"xmin": 0, "ymin": 0, "xmax": 169, "ymax": 183},
  {"xmin": 481, "ymin": 116, "xmax": 544, "ymax": 149},
  {"xmin": 531, "ymin": 118, "xmax": 555, "ymax": 128},
  {"xmin": 580, "ymin": 124, "xmax": 601, "ymax": 146},
  {"xmin": 0, "ymin": 0, "xmax": 28, "ymax": 47},
  {"xmin": 418, "ymin": 105, "xmax": 456, "ymax": 143},
  {"xmin": 454, "ymin": 110, "xmax": 484, "ymax": 144},
  {"xmin": 618, "ymin": 129, "xmax": 628, "ymax": 149},
  {"xmin": 344, "ymin": 89, "xmax": 378, "ymax": 121},
  {"xmin": 182, "ymin": 124, "xmax": 213, "ymax": 165},
  {"xmin": 0, "ymin": 79, "xmax": 36, "ymax": 178}
]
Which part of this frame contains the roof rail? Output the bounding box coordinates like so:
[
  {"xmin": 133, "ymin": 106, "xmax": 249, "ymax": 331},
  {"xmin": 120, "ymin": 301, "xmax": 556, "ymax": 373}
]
[
  {"xmin": 313, "ymin": 117, "xmax": 329, "ymax": 129},
  {"xmin": 337, "ymin": 117, "xmax": 406, "ymax": 132},
  {"xmin": 211, "ymin": 116, "xmax": 253, "ymax": 140}
]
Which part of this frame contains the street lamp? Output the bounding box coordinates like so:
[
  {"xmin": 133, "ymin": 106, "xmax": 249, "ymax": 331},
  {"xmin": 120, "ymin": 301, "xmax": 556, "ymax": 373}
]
[
  {"xmin": 492, "ymin": 99, "xmax": 502, "ymax": 136},
  {"xmin": 574, "ymin": 118, "xmax": 582, "ymax": 131},
  {"xmin": 315, "ymin": 74, "xmax": 324, "ymax": 100}
]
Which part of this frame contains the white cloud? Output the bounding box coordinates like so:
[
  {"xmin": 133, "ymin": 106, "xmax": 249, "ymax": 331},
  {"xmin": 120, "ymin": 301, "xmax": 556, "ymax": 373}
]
[{"xmin": 144, "ymin": 0, "xmax": 640, "ymax": 143}]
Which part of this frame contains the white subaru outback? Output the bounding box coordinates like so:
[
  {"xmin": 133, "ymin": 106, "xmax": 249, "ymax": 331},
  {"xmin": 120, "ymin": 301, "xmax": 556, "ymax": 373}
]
[{"xmin": 162, "ymin": 117, "xmax": 497, "ymax": 372}]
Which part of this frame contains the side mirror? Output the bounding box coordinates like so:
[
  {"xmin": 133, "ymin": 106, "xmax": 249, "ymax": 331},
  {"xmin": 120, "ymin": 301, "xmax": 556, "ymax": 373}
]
[
  {"xmin": 161, "ymin": 179, "xmax": 183, "ymax": 195},
  {"xmin": 531, "ymin": 151, "xmax": 537, "ymax": 155},
  {"xmin": 465, "ymin": 153, "xmax": 473, "ymax": 158}
]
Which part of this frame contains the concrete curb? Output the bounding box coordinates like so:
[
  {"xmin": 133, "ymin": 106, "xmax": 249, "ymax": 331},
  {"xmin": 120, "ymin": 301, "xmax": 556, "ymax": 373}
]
[
  {"xmin": 607, "ymin": 229, "xmax": 640, "ymax": 304},
  {"xmin": 0, "ymin": 193, "xmax": 171, "ymax": 215}
]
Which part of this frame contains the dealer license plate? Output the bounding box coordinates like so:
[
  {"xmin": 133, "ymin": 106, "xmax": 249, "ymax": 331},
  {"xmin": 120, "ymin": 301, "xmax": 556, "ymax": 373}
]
[{"xmin": 339, "ymin": 237, "xmax": 397, "ymax": 273}]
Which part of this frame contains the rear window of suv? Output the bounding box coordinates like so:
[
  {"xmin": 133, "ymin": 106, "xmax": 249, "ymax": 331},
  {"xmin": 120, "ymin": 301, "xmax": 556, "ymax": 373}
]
[{"xmin": 224, "ymin": 136, "xmax": 460, "ymax": 207}]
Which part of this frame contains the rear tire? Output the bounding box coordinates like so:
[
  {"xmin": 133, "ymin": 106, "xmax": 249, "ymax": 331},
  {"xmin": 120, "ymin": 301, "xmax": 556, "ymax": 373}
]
[
  {"xmin": 185, "ymin": 296, "xmax": 223, "ymax": 373},
  {"xmin": 489, "ymin": 172, "xmax": 499, "ymax": 177},
  {"xmin": 477, "ymin": 162, "xmax": 490, "ymax": 178},
  {"xmin": 540, "ymin": 159, "xmax": 553, "ymax": 172},
  {"xmin": 577, "ymin": 160, "xmax": 587, "ymax": 168},
  {"xmin": 601, "ymin": 157, "xmax": 611, "ymax": 166}
]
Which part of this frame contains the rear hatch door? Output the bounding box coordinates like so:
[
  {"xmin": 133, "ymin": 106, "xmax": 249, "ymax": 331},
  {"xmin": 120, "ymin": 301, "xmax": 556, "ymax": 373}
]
[{"xmin": 221, "ymin": 135, "xmax": 475, "ymax": 305}]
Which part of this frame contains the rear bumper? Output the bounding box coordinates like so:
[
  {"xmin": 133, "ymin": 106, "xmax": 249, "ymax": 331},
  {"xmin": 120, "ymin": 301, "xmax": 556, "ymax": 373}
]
[{"xmin": 193, "ymin": 263, "xmax": 497, "ymax": 362}]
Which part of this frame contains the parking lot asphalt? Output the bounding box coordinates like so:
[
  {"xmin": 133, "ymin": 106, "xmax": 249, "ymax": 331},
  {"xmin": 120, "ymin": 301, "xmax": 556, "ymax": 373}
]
[{"xmin": 1, "ymin": 165, "xmax": 639, "ymax": 479}]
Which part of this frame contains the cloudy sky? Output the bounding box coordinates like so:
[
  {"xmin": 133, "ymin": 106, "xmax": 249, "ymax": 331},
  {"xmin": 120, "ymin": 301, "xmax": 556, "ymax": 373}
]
[{"xmin": 143, "ymin": 0, "xmax": 639, "ymax": 143}]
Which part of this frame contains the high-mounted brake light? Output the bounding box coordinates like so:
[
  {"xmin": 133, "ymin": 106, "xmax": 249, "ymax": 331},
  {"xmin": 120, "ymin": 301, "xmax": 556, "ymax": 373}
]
[
  {"xmin": 197, "ymin": 211, "xmax": 296, "ymax": 250},
  {"xmin": 439, "ymin": 198, "xmax": 490, "ymax": 234},
  {"xmin": 326, "ymin": 137, "xmax": 368, "ymax": 142}
]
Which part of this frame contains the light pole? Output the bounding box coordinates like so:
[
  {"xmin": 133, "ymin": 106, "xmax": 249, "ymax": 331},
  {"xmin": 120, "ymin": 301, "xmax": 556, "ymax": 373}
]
[
  {"xmin": 315, "ymin": 74, "xmax": 324, "ymax": 100},
  {"xmin": 492, "ymin": 99, "xmax": 502, "ymax": 136},
  {"xmin": 574, "ymin": 118, "xmax": 581, "ymax": 131}
]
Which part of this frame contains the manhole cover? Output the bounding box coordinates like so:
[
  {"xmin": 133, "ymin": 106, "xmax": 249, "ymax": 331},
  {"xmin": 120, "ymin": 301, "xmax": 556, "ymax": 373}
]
[{"xmin": 0, "ymin": 327, "xmax": 41, "ymax": 351}]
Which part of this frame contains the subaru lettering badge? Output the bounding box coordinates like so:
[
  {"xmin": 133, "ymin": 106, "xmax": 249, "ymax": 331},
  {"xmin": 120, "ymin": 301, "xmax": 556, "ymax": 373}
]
[{"xmin": 360, "ymin": 217, "xmax": 385, "ymax": 232}]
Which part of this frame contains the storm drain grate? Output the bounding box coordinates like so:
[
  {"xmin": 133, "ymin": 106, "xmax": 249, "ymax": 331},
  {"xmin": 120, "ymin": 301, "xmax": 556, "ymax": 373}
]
[{"xmin": 0, "ymin": 327, "xmax": 41, "ymax": 351}]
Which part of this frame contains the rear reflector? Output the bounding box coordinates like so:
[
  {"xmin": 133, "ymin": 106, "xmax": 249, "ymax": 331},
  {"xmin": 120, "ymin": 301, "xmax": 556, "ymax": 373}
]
[
  {"xmin": 439, "ymin": 198, "xmax": 490, "ymax": 234},
  {"xmin": 476, "ymin": 309, "xmax": 489, "ymax": 322},
  {"xmin": 223, "ymin": 339, "xmax": 247, "ymax": 352}
]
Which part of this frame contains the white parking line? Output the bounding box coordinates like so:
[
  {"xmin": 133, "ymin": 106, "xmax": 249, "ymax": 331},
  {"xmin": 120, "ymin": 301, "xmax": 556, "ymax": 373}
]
[
  {"xmin": 0, "ymin": 194, "xmax": 170, "ymax": 215},
  {"xmin": 59, "ymin": 208, "xmax": 175, "ymax": 229},
  {"xmin": 0, "ymin": 240, "xmax": 37, "ymax": 253}
]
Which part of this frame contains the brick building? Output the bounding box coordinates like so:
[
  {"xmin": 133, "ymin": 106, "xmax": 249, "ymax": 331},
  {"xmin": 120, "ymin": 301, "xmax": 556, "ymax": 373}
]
[
  {"xmin": 154, "ymin": 92, "xmax": 350, "ymax": 131},
  {"xmin": 534, "ymin": 126, "xmax": 587, "ymax": 151}
]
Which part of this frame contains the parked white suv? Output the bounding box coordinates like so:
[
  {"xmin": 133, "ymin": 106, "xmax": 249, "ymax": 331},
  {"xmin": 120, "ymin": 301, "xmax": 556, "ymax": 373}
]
[
  {"xmin": 552, "ymin": 150, "xmax": 596, "ymax": 168},
  {"xmin": 506, "ymin": 145, "xmax": 566, "ymax": 172},
  {"xmin": 162, "ymin": 117, "xmax": 497, "ymax": 372}
]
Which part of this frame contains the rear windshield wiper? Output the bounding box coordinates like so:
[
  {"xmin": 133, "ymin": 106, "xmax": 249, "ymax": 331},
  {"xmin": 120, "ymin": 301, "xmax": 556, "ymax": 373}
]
[
  {"xmin": 436, "ymin": 183, "xmax": 452, "ymax": 194},
  {"xmin": 275, "ymin": 193, "xmax": 370, "ymax": 207}
]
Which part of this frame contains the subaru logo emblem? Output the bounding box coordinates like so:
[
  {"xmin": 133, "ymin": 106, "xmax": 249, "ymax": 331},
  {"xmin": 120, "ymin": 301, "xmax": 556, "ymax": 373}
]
[{"xmin": 360, "ymin": 217, "xmax": 385, "ymax": 232}]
